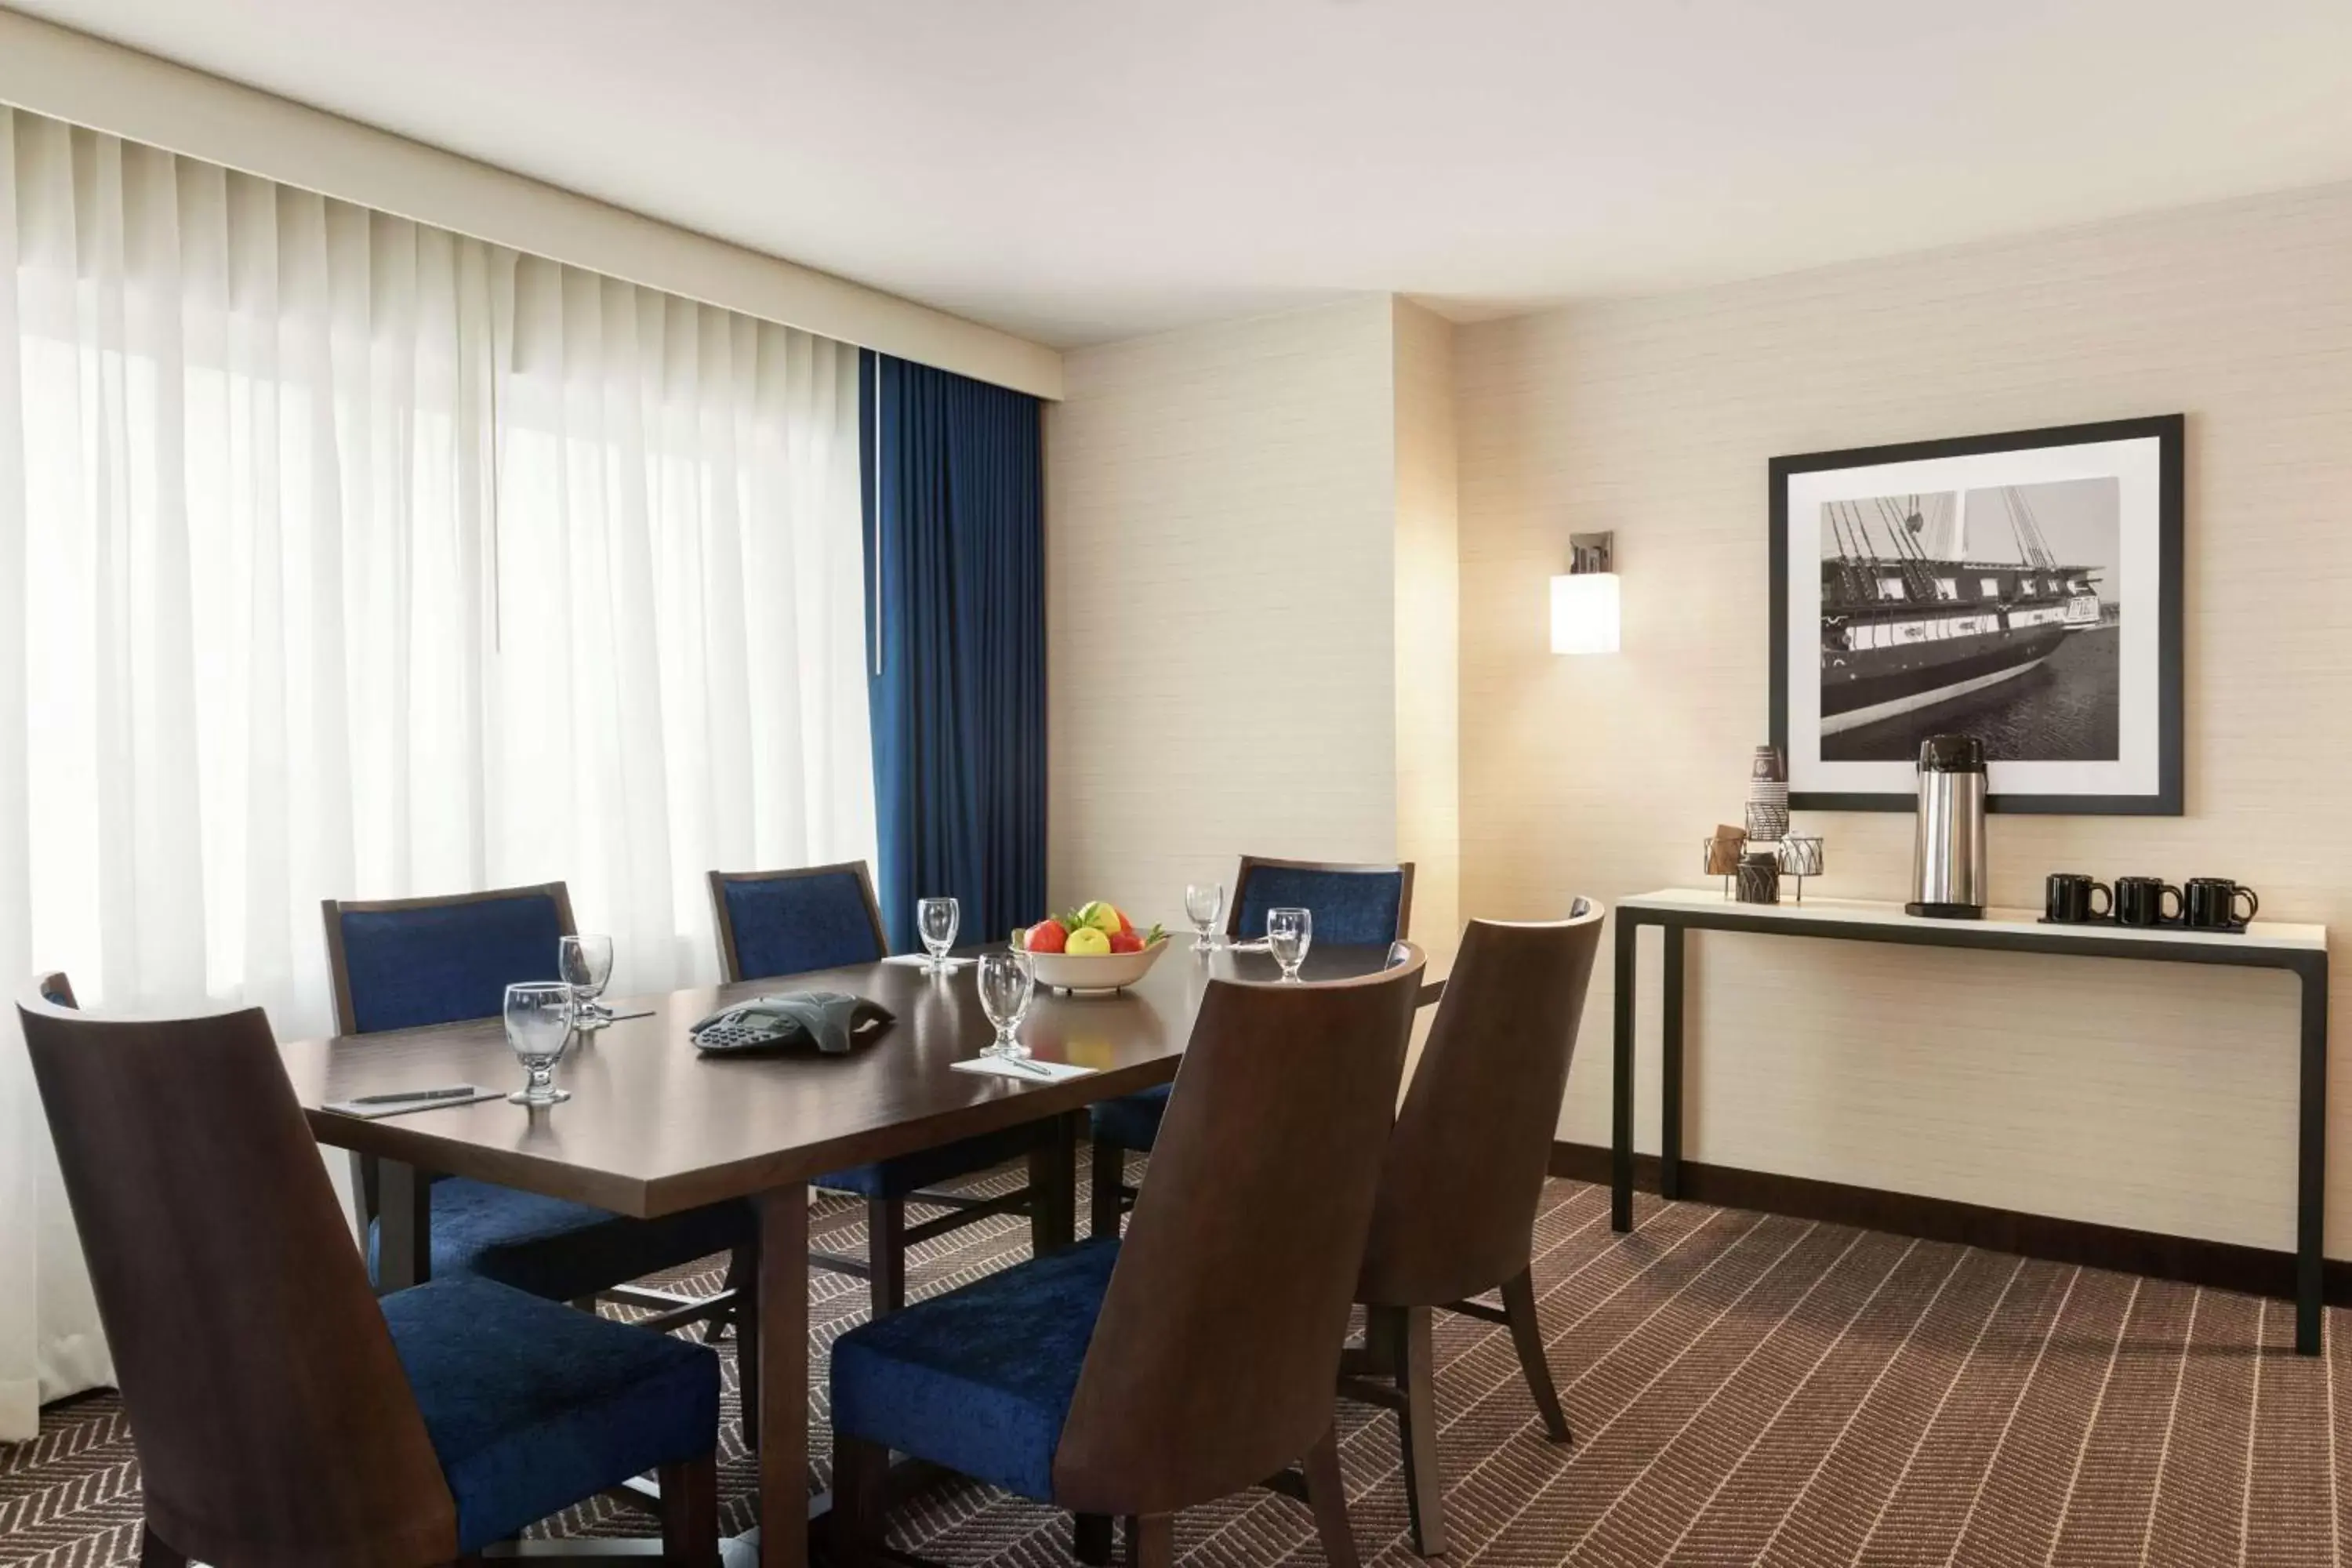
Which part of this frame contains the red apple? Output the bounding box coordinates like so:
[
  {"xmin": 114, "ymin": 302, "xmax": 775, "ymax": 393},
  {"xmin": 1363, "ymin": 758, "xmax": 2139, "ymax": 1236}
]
[
  {"xmin": 1108, "ymin": 930, "xmax": 1144, "ymax": 954},
  {"xmin": 1025, "ymin": 918, "xmax": 1069, "ymax": 954},
  {"xmin": 1114, "ymin": 906, "xmax": 1135, "ymax": 936}
]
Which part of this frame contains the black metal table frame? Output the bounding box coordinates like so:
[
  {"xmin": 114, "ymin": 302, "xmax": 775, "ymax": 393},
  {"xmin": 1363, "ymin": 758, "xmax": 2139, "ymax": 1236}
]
[{"xmin": 1610, "ymin": 902, "xmax": 2331, "ymax": 1355}]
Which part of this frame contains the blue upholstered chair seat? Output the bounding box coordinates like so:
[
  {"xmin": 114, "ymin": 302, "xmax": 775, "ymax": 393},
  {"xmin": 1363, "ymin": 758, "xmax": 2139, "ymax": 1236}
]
[
  {"xmin": 831, "ymin": 1237, "xmax": 1120, "ymax": 1501},
  {"xmin": 368, "ymin": 1178, "xmax": 753, "ymax": 1302},
  {"xmin": 381, "ymin": 1276, "xmax": 720, "ymax": 1552},
  {"xmin": 815, "ymin": 1123, "xmax": 1043, "ymax": 1200},
  {"xmin": 1087, "ymin": 1082, "xmax": 1171, "ymax": 1155}
]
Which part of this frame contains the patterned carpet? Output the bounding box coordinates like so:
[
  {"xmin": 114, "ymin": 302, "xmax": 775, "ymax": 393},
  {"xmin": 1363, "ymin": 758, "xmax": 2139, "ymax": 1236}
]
[{"xmin": 4, "ymin": 1163, "xmax": 2349, "ymax": 1567}]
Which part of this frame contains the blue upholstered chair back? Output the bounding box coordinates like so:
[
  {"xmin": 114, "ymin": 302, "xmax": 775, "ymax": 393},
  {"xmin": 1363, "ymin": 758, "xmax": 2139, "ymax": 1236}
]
[
  {"xmin": 1231, "ymin": 859, "xmax": 1411, "ymax": 947},
  {"xmin": 711, "ymin": 864, "xmax": 887, "ymax": 982},
  {"xmin": 330, "ymin": 886, "xmax": 572, "ymax": 1035}
]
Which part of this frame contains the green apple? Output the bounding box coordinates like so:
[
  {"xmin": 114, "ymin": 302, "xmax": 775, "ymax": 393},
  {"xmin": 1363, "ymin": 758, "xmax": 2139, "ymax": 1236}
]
[
  {"xmin": 1065, "ymin": 925, "xmax": 1112, "ymax": 956},
  {"xmin": 1075, "ymin": 900, "xmax": 1122, "ymax": 935}
]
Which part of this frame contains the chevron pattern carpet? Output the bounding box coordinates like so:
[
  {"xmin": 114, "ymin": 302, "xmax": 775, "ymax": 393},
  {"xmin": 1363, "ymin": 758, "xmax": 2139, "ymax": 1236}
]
[{"xmin": 4, "ymin": 1166, "xmax": 2349, "ymax": 1567}]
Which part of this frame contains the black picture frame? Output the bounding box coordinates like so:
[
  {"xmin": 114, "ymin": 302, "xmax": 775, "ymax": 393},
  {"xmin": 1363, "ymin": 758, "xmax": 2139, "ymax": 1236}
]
[{"xmin": 1769, "ymin": 414, "xmax": 2183, "ymax": 815}]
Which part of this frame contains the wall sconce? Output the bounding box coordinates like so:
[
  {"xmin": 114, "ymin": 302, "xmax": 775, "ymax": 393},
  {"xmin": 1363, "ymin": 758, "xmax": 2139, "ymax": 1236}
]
[{"xmin": 1549, "ymin": 532, "xmax": 1620, "ymax": 655}]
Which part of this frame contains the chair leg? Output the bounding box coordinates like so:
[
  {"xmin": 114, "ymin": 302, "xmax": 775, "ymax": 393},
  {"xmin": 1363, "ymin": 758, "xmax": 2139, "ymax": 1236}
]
[
  {"xmin": 869, "ymin": 1196, "xmax": 907, "ymax": 1317},
  {"xmin": 1090, "ymin": 1138, "xmax": 1127, "ymax": 1239},
  {"xmin": 1303, "ymin": 1421, "xmax": 1360, "ymax": 1568},
  {"xmin": 659, "ymin": 1450, "xmax": 719, "ymax": 1566},
  {"xmin": 706, "ymin": 1246, "xmax": 745, "ymax": 1342},
  {"xmin": 832, "ymin": 1432, "xmax": 892, "ymax": 1568},
  {"xmin": 1073, "ymin": 1512, "xmax": 1116, "ymax": 1564},
  {"xmin": 1501, "ymin": 1266, "xmax": 1570, "ymax": 1443},
  {"xmin": 139, "ymin": 1524, "xmax": 187, "ymax": 1567},
  {"xmin": 734, "ymin": 1250, "xmax": 760, "ymax": 1452},
  {"xmin": 1122, "ymin": 1512, "xmax": 1176, "ymax": 1568},
  {"xmin": 1388, "ymin": 1304, "xmax": 1447, "ymax": 1557}
]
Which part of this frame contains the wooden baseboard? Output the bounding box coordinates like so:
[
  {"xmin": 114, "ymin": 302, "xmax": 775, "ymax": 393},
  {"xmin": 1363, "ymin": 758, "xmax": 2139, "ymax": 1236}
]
[{"xmin": 1552, "ymin": 1140, "xmax": 2352, "ymax": 1308}]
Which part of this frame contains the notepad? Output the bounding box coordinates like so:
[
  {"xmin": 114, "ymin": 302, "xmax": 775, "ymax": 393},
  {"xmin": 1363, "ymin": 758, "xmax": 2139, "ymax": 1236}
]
[
  {"xmin": 323, "ymin": 1085, "xmax": 506, "ymax": 1120},
  {"xmin": 950, "ymin": 1057, "xmax": 1098, "ymax": 1083}
]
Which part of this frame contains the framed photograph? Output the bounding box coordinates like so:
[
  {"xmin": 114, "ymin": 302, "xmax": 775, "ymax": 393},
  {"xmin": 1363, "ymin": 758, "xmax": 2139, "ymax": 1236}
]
[{"xmin": 1769, "ymin": 415, "xmax": 2183, "ymax": 815}]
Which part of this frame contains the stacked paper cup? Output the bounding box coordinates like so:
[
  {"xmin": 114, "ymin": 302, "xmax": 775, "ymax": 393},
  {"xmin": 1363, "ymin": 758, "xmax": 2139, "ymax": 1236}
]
[{"xmin": 1744, "ymin": 746, "xmax": 1789, "ymax": 844}]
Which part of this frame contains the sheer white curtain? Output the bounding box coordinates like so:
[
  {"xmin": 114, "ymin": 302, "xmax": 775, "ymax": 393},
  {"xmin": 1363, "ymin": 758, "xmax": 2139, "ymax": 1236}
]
[{"xmin": 0, "ymin": 109, "xmax": 874, "ymax": 1436}]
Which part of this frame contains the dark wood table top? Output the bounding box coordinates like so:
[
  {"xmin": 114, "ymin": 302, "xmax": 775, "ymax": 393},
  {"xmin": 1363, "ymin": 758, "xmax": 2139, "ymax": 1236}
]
[{"xmin": 283, "ymin": 942, "xmax": 1409, "ymax": 1218}]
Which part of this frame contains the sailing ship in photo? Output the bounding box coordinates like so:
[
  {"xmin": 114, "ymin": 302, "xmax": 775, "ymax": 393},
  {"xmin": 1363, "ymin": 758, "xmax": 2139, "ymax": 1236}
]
[{"xmin": 1819, "ymin": 478, "xmax": 2122, "ymax": 762}]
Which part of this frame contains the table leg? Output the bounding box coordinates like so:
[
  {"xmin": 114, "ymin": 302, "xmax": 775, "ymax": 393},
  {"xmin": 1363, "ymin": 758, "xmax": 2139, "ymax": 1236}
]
[
  {"xmin": 1029, "ymin": 1112, "xmax": 1079, "ymax": 1256},
  {"xmin": 1661, "ymin": 924, "xmax": 1685, "ymax": 1203},
  {"xmin": 757, "ymin": 1185, "xmax": 811, "ymax": 1566},
  {"xmin": 1611, "ymin": 914, "xmax": 1638, "ymax": 1232},
  {"xmin": 376, "ymin": 1159, "xmax": 430, "ymax": 1292},
  {"xmin": 2298, "ymin": 957, "xmax": 2329, "ymax": 1356}
]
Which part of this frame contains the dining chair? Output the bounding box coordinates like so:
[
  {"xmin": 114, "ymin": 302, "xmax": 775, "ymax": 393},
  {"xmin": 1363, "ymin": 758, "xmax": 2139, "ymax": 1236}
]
[
  {"xmin": 829, "ymin": 946, "xmax": 1428, "ymax": 1568},
  {"xmin": 1340, "ymin": 903, "xmax": 1605, "ymax": 1556},
  {"xmin": 708, "ymin": 862, "xmax": 1052, "ymax": 1317},
  {"xmin": 324, "ymin": 883, "xmax": 759, "ymax": 1435},
  {"xmin": 18, "ymin": 975, "xmax": 721, "ymax": 1568},
  {"xmin": 1088, "ymin": 855, "xmax": 1416, "ymax": 1237}
]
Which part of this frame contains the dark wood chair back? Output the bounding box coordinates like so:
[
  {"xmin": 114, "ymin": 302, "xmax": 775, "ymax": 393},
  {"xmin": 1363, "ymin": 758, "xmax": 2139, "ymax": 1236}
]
[
  {"xmin": 1228, "ymin": 855, "xmax": 1416, "ymax": 946},
  {"xmin": 322, "ymin": 880, "xmax": 579, "ymax": 1036},
  {"xmin": 1356, "ymin": 904, "xmax": 1605, "ymax": 1307},
  {"xmin": 16, "ymin": 980, "xmax": 459, "ymax": 1567},
  {"xmin": 707, "ymin": 860, "xmax": 888, "ymax": 982},
  {"xmin": 1052, "ymin": 946, "xmax": 1427, "ymax": 1517}
]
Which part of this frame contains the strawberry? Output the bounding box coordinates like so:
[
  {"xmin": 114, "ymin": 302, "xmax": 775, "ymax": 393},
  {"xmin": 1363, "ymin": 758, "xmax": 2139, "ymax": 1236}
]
[
  {"xmin": 1025, "ymin": 918, "xmax": 1069, "ymax": 954},
  {"xmin": 1115, "ymin": 906, "xmax": 1135, "ymax": 937},
  {"xmin": 1109, "ymin": 930, "xmax": 1144, "ymax": 954}
]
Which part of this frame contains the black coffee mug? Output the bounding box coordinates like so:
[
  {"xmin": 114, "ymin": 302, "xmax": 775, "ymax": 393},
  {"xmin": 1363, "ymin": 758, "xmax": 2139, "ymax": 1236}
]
[
  {"xmin": 2045, "ymin": 873, "xmax": 2111, "ymax": 924},
  {"xmin": 2184, "ymin": 878, "xmax": 2259, "ymax": 930},
  {"xmin": 2114, "ymin": 877, "xmax": 2183, "ymax": 927}
]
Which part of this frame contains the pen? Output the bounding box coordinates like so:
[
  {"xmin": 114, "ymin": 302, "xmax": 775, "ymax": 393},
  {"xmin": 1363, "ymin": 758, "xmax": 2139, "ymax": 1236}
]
[{"xmin": 348, "ymin": 1086, "xmax": 477, "ymax": 1106}]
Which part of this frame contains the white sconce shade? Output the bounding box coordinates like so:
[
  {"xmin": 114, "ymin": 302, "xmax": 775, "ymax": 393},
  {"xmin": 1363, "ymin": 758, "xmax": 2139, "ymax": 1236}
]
[{"xmin": 1550, "ymin": 571, "xmax": 1620, "ymax": 654}]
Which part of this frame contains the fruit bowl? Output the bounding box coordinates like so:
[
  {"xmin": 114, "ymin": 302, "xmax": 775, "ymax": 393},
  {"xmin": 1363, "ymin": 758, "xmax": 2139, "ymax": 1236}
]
[
  {"xmin": 1018, "ymin": 901, "xmax": 1171, "ymax": 993},
  {"xmin": 1025, "ymin": 939, "xmax": 1169, "ymax": 994}
]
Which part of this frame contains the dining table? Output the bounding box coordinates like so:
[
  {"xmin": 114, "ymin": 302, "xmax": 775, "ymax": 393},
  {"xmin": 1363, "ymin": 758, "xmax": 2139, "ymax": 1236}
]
[{"xmin": 279, "ymin": 939, "xmax": 1417, "ymax": 1566}]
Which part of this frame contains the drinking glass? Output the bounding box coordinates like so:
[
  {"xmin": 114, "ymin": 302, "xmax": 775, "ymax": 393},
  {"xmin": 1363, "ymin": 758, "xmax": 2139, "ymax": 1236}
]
[
  {"xmin": 975, "ymin": 948, "xmax": 1036, "ymax": 1059},
  {"xmin": 917, "ymin": 896, "xmax": 960, "ymax": 975},
  {"xmin": 503, "ymin": 981, "xmax": 576, "ymax": 1105},
  {"xmin": 1267, "ymin": 906, "xmax": 1312, "ymax": 982},
  {"xmin": 559, "ymin": 934, "xmax": 615, "ymax": 1026},
  {"xmin": 1185, "ymin": 882, "xmax": 1225, "ymax": 951}
]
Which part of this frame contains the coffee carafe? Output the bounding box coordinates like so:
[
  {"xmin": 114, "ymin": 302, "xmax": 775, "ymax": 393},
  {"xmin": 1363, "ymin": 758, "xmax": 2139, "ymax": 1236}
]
[{"xmin": 1906, "ymin": 734, "xmax": 1987, "ymax": 920}]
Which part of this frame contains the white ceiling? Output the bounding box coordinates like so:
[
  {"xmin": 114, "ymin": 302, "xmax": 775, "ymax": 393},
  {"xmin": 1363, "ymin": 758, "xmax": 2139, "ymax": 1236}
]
[{"xmin": 11, "ymin": 0, "xmax": 2352, "ymax": 349}]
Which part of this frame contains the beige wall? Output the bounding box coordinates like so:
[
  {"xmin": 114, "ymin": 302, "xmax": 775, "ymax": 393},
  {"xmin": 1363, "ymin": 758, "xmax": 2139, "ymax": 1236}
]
[
  {"xmin": 1393, "ymin": 299, "xmax": 1461, "ymax": 965},
  {"xmin": 1047, "ymin": 297, "xmax": 1403, "ymax": 929},
  {"xmin": 1457, "ymin": 181, "xmax": 2352, "ymax": 1255},
  {"xmin": 1047, "ymin": 295, "xmax": 1465, "ymax": 960}
]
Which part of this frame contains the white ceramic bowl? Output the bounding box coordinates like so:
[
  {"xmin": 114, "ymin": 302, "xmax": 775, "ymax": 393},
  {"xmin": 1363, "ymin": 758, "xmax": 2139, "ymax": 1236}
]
[{"xmin": 1025, "ymin": 937, "xmax": 1171, "ymax": 993}]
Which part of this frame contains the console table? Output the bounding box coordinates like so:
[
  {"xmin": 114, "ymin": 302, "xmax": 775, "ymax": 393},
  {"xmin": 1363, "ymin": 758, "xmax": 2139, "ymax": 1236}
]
[{"xmin": 1609, "ymin": 887, "xmax": 2332, "ymax": 1352}]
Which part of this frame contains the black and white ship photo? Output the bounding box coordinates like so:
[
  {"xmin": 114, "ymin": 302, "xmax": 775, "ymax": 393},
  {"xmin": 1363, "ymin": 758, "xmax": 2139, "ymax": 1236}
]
[
  {"xmin": 1770, "ymin": 416, "xmax": 2183, "ymax": 815},
  {"xmin": 1818, "ymin": 477, "xmax": 2119, "ymax": 763}
]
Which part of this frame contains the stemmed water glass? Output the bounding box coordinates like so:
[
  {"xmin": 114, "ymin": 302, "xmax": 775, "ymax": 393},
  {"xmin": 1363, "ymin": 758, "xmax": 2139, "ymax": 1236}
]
[
  {"xmin": 975, "ymin": 948, "xmax": 1036, "ymax": 1060},
  {"xmin": 559, "ymin": 934, "xmax": 615, "ymax": 1027},
  {"xmin": 917, "ymin": 896, "xmax": 960, "ymax": 975},
  {"xmin": 503, "ymin": 981, "xmax": 576, "ymax": 1105},
  {"xmin": 1185, "ymin": 882, "xmax": 1225, "ymax": 952},
  {"xmin": 1267, "ymin": 906, "xmax": 1312, "ymax": 982}
]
